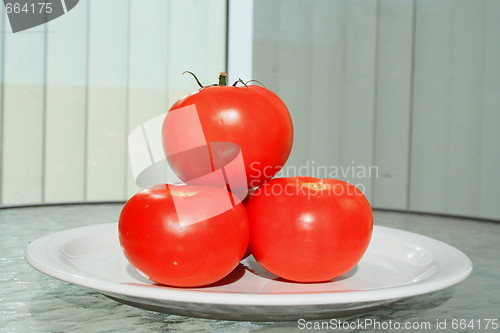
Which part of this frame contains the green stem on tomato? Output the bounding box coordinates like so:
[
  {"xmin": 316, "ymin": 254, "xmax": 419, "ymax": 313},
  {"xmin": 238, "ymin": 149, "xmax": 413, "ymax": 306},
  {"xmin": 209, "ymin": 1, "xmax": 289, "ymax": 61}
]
[
  {"xmin": 245, "ymin": 79, "xmax": 266, "ymax": 88},
  {"xmin": 183, "ymin": 71, "xmax": 204, "ymax": 88},
  {"xmin": 232, "ymin": 78, "xmax": 249, "ymax": 89},
  {"xmin": 218, "ymin": 72, "xmax": 227, "ymax": 86},
  {"xmin": 183, "ymin": 71, "xmax": 260, "ymax": 88}
]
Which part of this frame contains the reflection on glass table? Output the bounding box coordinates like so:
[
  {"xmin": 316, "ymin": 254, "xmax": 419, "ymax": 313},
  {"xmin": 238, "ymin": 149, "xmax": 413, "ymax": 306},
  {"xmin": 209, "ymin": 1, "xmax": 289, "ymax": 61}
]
[{"xmin": 1, "ymin": 204, "xmax": 498, "ymax": 332}]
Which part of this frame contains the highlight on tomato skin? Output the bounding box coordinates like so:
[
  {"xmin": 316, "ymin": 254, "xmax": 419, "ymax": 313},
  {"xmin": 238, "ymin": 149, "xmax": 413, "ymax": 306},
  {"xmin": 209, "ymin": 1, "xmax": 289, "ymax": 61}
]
[
  {"xmin": 118, "ymin": 184, "xmax": 250, "ymax": 288},
  {"xmin": 246, "ymin": 177, "xmax": 373, "ymax": 283},
  {"xmin": 162, "ymin": 74, "xmax": 294, "ymax": 190}
]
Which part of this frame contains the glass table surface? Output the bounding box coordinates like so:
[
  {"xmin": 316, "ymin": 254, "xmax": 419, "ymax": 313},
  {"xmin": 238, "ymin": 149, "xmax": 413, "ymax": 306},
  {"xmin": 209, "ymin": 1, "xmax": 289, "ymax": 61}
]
[{"xmin": 1, "ymin": 203, "xmax": 499, "ymax": 332}]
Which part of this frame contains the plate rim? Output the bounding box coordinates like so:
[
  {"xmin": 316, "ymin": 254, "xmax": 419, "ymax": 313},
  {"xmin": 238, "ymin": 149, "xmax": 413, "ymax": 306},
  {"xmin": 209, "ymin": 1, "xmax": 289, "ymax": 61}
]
[{"xmin": 24, "ymin": 223, "xmax": 472, "ymax": 306}]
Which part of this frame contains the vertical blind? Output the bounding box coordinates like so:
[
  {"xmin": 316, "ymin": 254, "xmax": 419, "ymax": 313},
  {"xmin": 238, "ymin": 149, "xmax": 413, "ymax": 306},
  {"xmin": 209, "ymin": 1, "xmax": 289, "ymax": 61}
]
[
  {"xmin": 1, "ymin": 0, "xmax": 499, "ymax": 221},
  {"xmin": 253, "ymin": 0, "xmax": 500, "ymax": 220},
  {"xmin": 0, "ymin": 0, "xmax": 227, "ymax": 204}
]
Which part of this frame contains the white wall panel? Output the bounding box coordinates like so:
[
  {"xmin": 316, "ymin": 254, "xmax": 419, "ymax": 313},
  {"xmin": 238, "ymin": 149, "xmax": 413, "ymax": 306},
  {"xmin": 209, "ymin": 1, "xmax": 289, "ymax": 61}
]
[
  {"xmin": 445, "ymin": 0, "xmax": 486, "ymax": 216},
  {"xmin": 373, "ymin": 0, "xmax": 414, "ymax": 209},
  {"xmin": 86, "ymin": 0, "xmax": 129, "ymax": 201},
  {"xmin": 253, "ymin": 0, "xmax": 378, "ymax": 201},
  {"xmin": 252, "ymin": 0, "xmax": 500, "ymax": 220},
  {"xmin": 253, "ymin": 0, "xmax": 280, "ymax": 92},
  {"xmin": 276, "ymin": 0, "xmax": 313, "ymax": 170},
  {"xmin": 1, "ymin": 23, "xmax": 45, "ymax": 204},
  {"xmin": 479, "ymin": 0, "xmax": 500, "ymax": 220},
  {"xmin": 227, "ymin": 0, "xmax": 253, "ymax": 84},
  {"xmin": 126, "ymin": 0, "xmax": 169, "ymax": 198},
  {"xmin": 44, "ymin": 1, "xmax": 88, "ymax": 202},
  {"xmin": 167, "ymin": 0, "xmax": 226, "ymax": 108},
  {"xmin": 410, "ymin": 0, "xmax": 453, "ymax": 212},
  {"xmin": 0, "ymin": 0, "xmax": 228, "ymax": 206},
  {"xmin": 0, "ymin": 10, "xmax": 4, "ymax": 204},
  {"xmin": 207, "ymin": 1, "xmax": 228, "ymax": 79},
  {"xmin": 308, "ymin": 0, "xmax": 345, "ymax": 176},
  {"xmin": 410, "ymin": 0, "xmax": 490, "ymax": 217},
  {"xmin": 1, "ymin": 0, "xmax": 498, "ymax": 220},
  {"xmin": 341, "ymin": 0, "xmax": 378, "ymax": 202}
]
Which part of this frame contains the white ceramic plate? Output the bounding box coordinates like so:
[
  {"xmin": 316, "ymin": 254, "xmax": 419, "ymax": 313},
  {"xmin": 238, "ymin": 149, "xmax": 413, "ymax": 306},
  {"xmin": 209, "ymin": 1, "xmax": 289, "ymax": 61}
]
[{"xmin": 25, "ymin": 223, "xmax": 472, "ymax": 321}]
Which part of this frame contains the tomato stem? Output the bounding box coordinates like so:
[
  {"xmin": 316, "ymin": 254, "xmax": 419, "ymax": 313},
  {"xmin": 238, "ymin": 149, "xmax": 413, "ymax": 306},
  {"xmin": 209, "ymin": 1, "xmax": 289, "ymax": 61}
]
[
  {"xmin": 245, "ymin": 79, "xmax": 266, "ymax": 88},
  {"xmin": 183, "ymin": 71, "xmax": 204, "ymax": 88},
  {"xmin": 218, "ymin": 72, "xmax": 227, "ymax": 86},
  {"xmin": 183, "ymin": 71, "xmax": 261, "ymax": 88},
  {"xmin": 232, "ymin": 78, "xmax": 249, "ymax": 89}
]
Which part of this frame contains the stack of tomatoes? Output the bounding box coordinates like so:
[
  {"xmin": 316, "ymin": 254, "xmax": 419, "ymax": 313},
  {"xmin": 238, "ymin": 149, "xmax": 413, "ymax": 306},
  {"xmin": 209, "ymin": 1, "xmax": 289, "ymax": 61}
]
[{"xmin": 119, "ymin": 73, "xmax": 373, "ymax": 287}]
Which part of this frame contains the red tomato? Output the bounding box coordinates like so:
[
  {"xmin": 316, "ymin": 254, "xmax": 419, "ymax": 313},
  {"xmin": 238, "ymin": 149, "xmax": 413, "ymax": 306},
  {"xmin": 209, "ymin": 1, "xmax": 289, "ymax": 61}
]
[
  {"xmin": 162, "ymin": 79, "xmax": 293, "ymax": 189},
  {"xmin": 246, "ymin": 177, "xmax": 373, "ymax": 282},
  {"xmin": 118, "ymin": 184, "xmax": 249, "ymax": 287}
]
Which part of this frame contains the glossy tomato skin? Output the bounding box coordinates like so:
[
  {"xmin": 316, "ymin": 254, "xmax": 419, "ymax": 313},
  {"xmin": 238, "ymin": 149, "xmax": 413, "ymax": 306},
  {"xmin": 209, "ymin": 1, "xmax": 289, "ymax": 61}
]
[
  {"xmin": 119, "ymin": 184, "xmax": 249, "ymax": 287},
  {"xmin": 246, "ymin": 177, "xmax": 373, "ymax": 283},
  {"xmin": 163, "ymin": 85, "xmax": 293, "ymax": 188}
]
